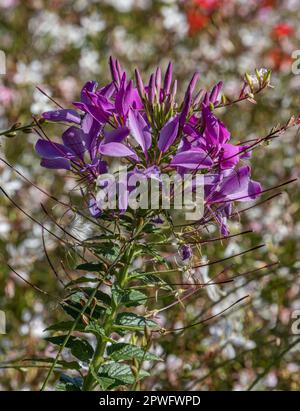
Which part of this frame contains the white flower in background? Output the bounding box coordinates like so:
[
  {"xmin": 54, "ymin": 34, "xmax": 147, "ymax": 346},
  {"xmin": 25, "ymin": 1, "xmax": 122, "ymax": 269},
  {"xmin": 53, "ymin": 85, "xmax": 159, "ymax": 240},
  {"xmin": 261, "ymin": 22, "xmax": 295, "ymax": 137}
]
[
  {"xmin": 80, "ymin": 12, "xmax": 106, "ymax": 34},
  {"xmin": 103, "ymin": 0, "xmax": 151, "ymax": 12},
  {"xmin": 0, "ymin": 215, "xmax": 10, "ymax": 238},
  {"xmin": 105, "ymin": 0, "xmax": 135, "ymax": 12},
  {"xmin": 31, "ymin": 87, "xmax": 54, "ymax": 114},
  {"xmin": 29, "ymin": 11, "xmax": 60, "ymax": 39},
  {"xmin": 194, "ymin": 264, "xmax": 226, "ymax": 302},
  {"xmin": 161, "ymin": 3, "xmax": 188, "ymax": 38},
  {"xmin": 29, "ymin": 11, "xmax": 85, "ymax": 52},
  {"xmin": 0, "ymin": 167, "xmax": 22, "ymax": 195},
  {"xmin": 79, "ymin": 49, "xmax": 100, "ymax": 75},
  {"xmin": 58, "ymin": 76, "xmax": 78, "ymax": 101},
  {"xmin": 14, "ymin": 61, "xmax": 44, "ymax": 85}
]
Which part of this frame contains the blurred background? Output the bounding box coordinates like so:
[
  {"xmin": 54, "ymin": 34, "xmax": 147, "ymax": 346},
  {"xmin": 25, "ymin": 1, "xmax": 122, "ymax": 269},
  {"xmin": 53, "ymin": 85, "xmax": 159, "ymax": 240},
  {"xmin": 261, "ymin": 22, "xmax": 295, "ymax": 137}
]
[{"xmin": 0, "ymin": 0, "xmax": 299, "ymax": 390}]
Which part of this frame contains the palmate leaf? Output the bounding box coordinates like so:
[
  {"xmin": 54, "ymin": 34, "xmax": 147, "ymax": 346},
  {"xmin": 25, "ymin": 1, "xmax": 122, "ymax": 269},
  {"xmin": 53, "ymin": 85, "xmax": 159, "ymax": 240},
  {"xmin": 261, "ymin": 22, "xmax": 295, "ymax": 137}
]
[
  {"xmin": 98, "ymin": 362, "xmax": 149, "ymax": 389},
  {"xmin": 107, "ymin": 343, "xmax": 160, "ymax": 362},
  {"xmin": 46, "ymin": 335, "xmax": 94, "ymax": 363}
]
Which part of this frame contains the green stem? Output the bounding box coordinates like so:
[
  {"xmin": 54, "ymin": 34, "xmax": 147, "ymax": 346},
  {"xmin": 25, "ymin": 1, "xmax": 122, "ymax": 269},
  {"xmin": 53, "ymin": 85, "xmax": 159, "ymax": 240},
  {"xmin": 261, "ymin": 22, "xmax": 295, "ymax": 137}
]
[
  {"xmin": 0, "ymin": 122, "xmax": 33, "ymax": 137},
  {"xmin": 82, "ymin": 244, "xmax": 136, "ymax": 391}
]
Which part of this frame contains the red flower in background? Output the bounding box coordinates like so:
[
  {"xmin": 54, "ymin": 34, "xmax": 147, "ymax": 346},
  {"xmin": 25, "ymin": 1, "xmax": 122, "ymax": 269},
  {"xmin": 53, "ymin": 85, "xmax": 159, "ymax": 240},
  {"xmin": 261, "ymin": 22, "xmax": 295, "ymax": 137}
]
[
  {"xmin": 187, "ymin": 9, "xmax": 209, "ymax": 35},
  {"xmin": 272, "ymin": 23, "xmax": 294, "ymax": 39},
  {"xmin": 193, "ymin": 0, "xmax": 221, "ymax": 10},
  {"xmin": 267, "ymin": 48, "xmax": 292, "ymax": 71},
  {"xmin": 267, "ymin": 23, "xmax": 294, "ymax": 71},
  {"xmin": 186, "ymin": 0, "xmax": 224, "ymax": 36},
  {"xmin": 259, "ymin": 0, "xmax": 276, "ymax": 8}
]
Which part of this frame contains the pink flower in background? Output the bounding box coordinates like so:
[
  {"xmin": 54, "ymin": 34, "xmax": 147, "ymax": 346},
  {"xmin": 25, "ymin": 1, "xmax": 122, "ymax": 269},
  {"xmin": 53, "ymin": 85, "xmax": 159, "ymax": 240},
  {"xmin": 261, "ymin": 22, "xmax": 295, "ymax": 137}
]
[
  {"xmin": 0, "ymin": 86, "xmax": 14, "ymax": 106},
  {"xmin": 0, "ymin": 0, "xmax": 19, "ymax": 9}
]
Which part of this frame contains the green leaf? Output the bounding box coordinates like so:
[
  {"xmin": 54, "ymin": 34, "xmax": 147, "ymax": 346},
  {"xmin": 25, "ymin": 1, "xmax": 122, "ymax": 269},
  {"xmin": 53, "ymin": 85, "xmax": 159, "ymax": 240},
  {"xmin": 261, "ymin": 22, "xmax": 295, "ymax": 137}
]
[
  {"xmin": 143, "ymin": 223, "xmax": 157, "ymax": 233},
  {"xmin": 46, "ymin": 335, "xmax": 94, "ymax": 363},
  {"xmin": 71, "ymin": 338, "xmax": 94, "ymax": 363},
  {"xmin": 64, "ymin": 276, "xmax": 99, "ymax": 288},
  {"xmin": 98, "ymin": 362, "xmax": 149, "ymax": 387},
  {"xmin": 133, "ymin": 272, "xmax": 173, "ymax": 291},
  {"xmin": 94, "ymin": 243, "xmax": 120, "ymax": 262},
  {"xmin": 121, "ymin": 289, "xmax": 147, "ymax": 307},
  {"xmin": 76, "ymin": 262, "xmax": 105, "ymax": 272},
  {"xmin": 18, "ymin": 358, "xmax": 80, "ymax": 371},
  {"xmin": 56, "ymin": 374, "xmax": 82, "ymax": 391},
  {"xmin": 97, "ymin": 375, "xmax": 117, "ymax": 390},
  {"xmin": 85, "ymin": 321, "xmax": 105, "ymax": 337},
  {"xmin": 114, "ymin": 312, "xmax": 158, "ymax": 331},
  {"xmin": 137, "ymin": 244, "xmax": 167, "ymax": 263},
  {"xmin": 79, "ymin": 287, "xmax": 112, "ymax": 307},
  {"xmin": 107, "ymin": 343, "xmax": 159, "ymax": 362},
  {"xmin": 83, "ymin": 234, "xmax": 116, "ymax": 242},
  {"xmin": 61, "ymin": 288, "xmax": 108, "ymax": 320},
  {"xmin": 84, "ymin": 321, "xmax": 114, "ymax": 343},
  {"xmin": 44, "ymin": 321, "xmax": 84, "ymax": 332}
]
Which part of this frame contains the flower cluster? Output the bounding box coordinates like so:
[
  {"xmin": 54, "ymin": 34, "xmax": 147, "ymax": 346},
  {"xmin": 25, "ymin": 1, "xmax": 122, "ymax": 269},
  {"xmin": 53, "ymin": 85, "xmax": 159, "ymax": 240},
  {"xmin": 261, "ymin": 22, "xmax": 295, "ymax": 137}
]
[{"xmin": 36, "ymin": 58, "xmax": 261, "ymax": 234}]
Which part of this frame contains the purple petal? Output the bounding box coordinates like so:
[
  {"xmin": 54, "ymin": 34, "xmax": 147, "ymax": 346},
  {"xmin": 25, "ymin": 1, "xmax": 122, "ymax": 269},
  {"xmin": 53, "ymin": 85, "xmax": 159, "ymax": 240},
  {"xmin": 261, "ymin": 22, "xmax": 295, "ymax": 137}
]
[
  {"xmin": 202, "ymin": 106, "xmax": 230, "ymax": 146},
  {"xmin": 81, "ymin": 81, "xmax": 97, "ymax": 105},
  {"xmin": 42, "ymin": 109, "xmax": 81, "ymax": 124},
  {"xmin": 99, "ymin": 82, "xmax": 115, "ymax": 99},
  {"xmin": 81, "ymin": 114, "xmax": 101, "ymax": 159},
  {"xmin": 73, "ymin": 102, "xmax": 109, "ymax": 124},
  {"xmin": 62, "ymin": 126, "xmax": 86, "ymax": 159},
  {"xmin": 99, "ymin": 142, "xmax": 139, "ymax": 160},
  {"xmin": 135, "ymin": 68, "xmax": 145, "ymax": 98},
  {"xmin": 40, "ymin": 158, "xmax": 71, "ymax": 170},
  {"xmin": 155, "ymin": 67, "xmax": 162, "ymax": 94},
  {"xmin": 188, "ymin": 72, "xmax": 200, "ymax": 95},
  {"xmin": 220, "ymin": 144, "xmax": 240, "ymax": 169},
  {"xmin": 163, "ymin": 62, "xmax": 173, "ymax": 95},
  {"xmin": 148, "ymin": 74, "xmax": 155, "ymax": 104},
  {"xmin": 179, "ymin": 89, "xmax": 192, "ymax": 127},
  {"xmin": 239, "ymin": 145, "xmax": 252, "ymax": 159},
  {"xmin": 209, "ymin": 81, "xmax": 223, "ymax": 104},
  {"xmin": 89, "ymin": 197, "xmax": 102, "ymax": 218},
  {"xmin": 115, "ymin": 74, "xmax": 126, "ymax": 117},
  {"xmin": 104, "ymin": 126, "xmax": 129, "ymax": 143},
  {"xmin": 109, "ymin": 56, "xmax": 120, "ymax": 84},
  {"xmin": 210, "ymin": 166, "xmax": 262, "ymax": 203},
  {"xmin": 35, "ymin": 139, "xmax": 72, "ymax": 159},
  {"xmin": 158, "ymin": 115, "xmax": 179, "ymax": 153},
  {"xmin": 127, "ymin": 109, "xmax": 151, "ymax": 155},
  {"xmin": 170, "ymin": 149, "xmax": 213, "ymax": 169}
]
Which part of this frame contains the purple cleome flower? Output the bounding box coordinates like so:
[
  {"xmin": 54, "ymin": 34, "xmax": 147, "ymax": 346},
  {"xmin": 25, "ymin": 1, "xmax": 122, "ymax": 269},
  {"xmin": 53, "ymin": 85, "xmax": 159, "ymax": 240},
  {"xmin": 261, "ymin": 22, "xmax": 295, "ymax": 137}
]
[{"xmin": 36, "ymin": 58, "xmax": 262, "ymax": 234}]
